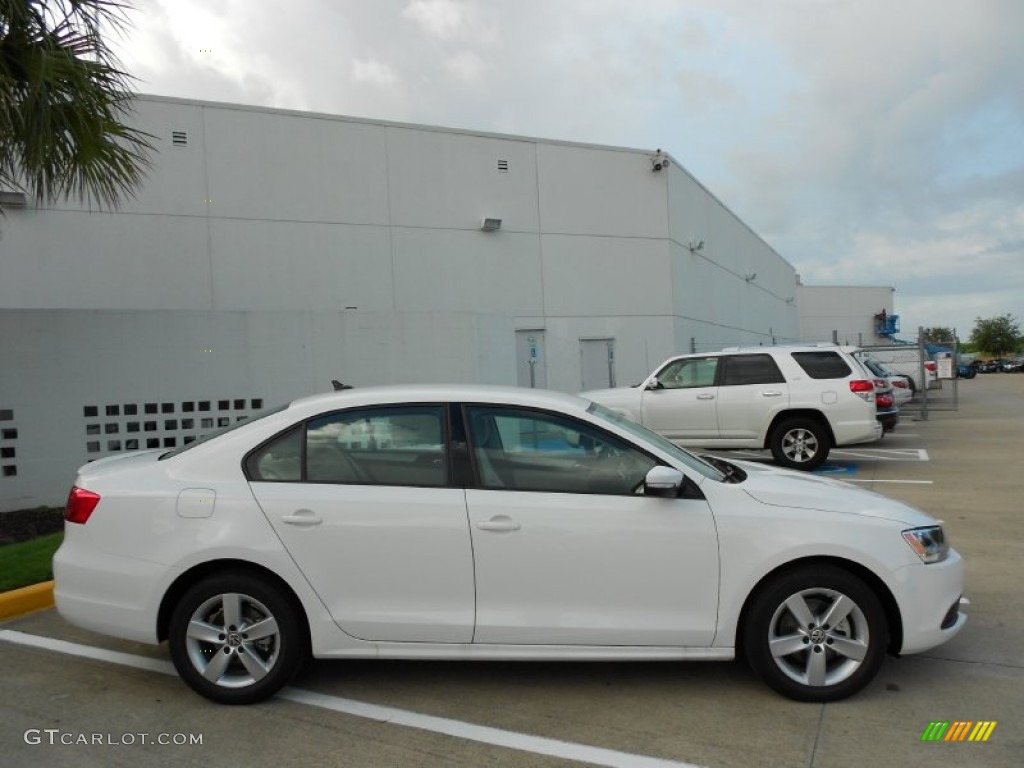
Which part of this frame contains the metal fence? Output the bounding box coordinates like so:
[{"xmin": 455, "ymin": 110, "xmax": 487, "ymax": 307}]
[{"xmin": 856, "ymin": 330, "xmax": 962, "ymax": 419}]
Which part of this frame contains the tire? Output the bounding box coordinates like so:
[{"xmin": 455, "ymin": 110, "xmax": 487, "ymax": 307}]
[
  {"xmin": 169, "ymin": 572, "xmax": 305, "ymax": 704},
  {"xmin": 743, "ymin": 565, "xmax": 887, "ymax": 702},
  {"xmin": 769, "ymin": 417, "xmax": 830, "ymax": 471}
]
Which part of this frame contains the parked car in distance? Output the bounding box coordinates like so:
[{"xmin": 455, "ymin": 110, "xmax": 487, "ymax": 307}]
[
  {"xmin": 582, "ymin": 345, "xmax": 882, "ymax": 471},
  {"xmin": 861, "ymin": 350, "xmax": 937, "ymax": 392},
  {"xmin": 55, "ymin": 384, "xmax": 966, "ymax": 705},
  {"xmin": 977, "ymin": 359, "xmax": 1006, "ymax": 373},
  {"xmin": 1000, "ymin": 357, "xmax": 1024, "ymax": 372},
  {"xmin": 872, "ymin": 378, "xmax": 900, "ymax": 433},
  {"xmin": 857, "ymin": 356, "xmax": 913, "ymax": 406}
]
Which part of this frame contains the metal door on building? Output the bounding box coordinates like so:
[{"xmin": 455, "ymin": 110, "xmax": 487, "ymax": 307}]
[
  {"xmin": 516, "ymin": 330, "xmax": 547, "ymax": 389},
  {"xmin": 580, "ymin": 338, "xmax": 616, "ymax": 391}
]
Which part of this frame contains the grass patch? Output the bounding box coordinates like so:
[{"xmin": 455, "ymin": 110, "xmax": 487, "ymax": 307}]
[{"xmin": 0, "ymin": 532, "xmax": 63, "ymax": 592}]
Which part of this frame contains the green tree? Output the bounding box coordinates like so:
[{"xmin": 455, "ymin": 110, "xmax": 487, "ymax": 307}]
[
  {"xmin": 970, "ymin": 314, "xmax": 1022, "ymax": 357},
  {"xmin": 0, "ymin": 0, "xmax": 151, "ymax": 212},
  {"xmin": 921, "ymin": 327, "xmax": 955, "ymax": 343}
]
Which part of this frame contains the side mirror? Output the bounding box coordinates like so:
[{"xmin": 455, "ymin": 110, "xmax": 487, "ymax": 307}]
[
  {"xmin": 644, "ymin": 465, "xmax": 683, "ymax": 496},
  {"xmin": 645, "ymin": 377, "xmax": 662, "ymax": 391}
]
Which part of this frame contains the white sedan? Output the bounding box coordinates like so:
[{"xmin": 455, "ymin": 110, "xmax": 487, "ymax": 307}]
[{"xmin": 55, "ymin": 385, "xmax": 966, "ymax": 705}]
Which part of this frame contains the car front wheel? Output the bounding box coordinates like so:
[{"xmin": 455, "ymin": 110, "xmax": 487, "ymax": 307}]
[
  {"xmin": 169, "ymin": 572, "xmax": 304, "ymax": 704},
  {"xmin": 743, "ymin": 565, "xmax": 888, "ymax": 702},
  {"xmin": 769, "ymin": 417, "xmax": 830, "ymax": 470}
]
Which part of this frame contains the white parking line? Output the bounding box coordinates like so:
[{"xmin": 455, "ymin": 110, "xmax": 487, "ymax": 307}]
[
  {"xmin": 844, "ymin": 479, "xmax": 934, "ymax": 485},
  {"xmin": 829, "ymin": 448, "xmax": 929, "ymax": 461},
  {"xmin": 0, "ymin": 629, "xmax": 705, "ymax": 768}
]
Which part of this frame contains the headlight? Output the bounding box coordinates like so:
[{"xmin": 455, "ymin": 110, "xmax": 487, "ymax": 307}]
[{"xmin": 903, "ymin": 526, "xmax": 949, "ymax": 563}]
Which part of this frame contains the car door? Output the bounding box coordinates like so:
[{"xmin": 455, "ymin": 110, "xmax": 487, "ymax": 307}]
[
  {"xmin": 463, "ymin": 405, "xmax": 719, "ymax": 647},
  {"xmin": 247, "ymin": 404, "xmax": 475, "ymax": 643},
  {"xmin": 714, "ymin": 354, "xmax": 789, "ymax": 441},
  {"xmin": 639, "ymin": 356, "xmax": 720, "ymax": 440}
]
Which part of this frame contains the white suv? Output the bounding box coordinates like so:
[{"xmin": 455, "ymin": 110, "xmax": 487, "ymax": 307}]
[{"xmin": 582, "ymin": 345, "xmax": 882, "ymax": 470}]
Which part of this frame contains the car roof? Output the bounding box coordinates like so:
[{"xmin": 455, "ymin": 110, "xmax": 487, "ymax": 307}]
[{"xmin": 288, "ymin": 384, "xmax": 593, "ymax": 414}]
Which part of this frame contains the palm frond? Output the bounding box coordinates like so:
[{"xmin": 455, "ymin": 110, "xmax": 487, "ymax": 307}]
[{"xmin": 1, "ymin": 0, "xmax": 153, "ymax": 210}]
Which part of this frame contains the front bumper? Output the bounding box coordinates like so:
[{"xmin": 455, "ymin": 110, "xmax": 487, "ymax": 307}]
[{"xmin": 893, "ymin": 548, "xmax": 967, "ymax": 655}]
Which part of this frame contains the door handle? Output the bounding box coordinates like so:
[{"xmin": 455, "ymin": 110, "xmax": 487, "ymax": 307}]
[
  {"xmin": 477, "ymin": 515, "xmax": 521, "ymax": 532},
  {"xmin": 761, "ymin": 391, "xmax": 783, "ymax": 397},
  {"xmin": 282, "ymin": 510, "xmax": 322, "ymax": 526},
  {"xmin": 696, "ymin": 393, "xmax": 715, "ymax": 400}
]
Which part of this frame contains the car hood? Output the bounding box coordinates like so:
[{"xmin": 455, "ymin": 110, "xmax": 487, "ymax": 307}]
[{"xmin": 726, "ymin": 459, "xmax": 936, "ymax": 527}]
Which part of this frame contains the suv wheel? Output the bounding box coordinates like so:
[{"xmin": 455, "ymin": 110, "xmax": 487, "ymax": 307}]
[{"xmin": 770, "ymin": 417, "xmax": 830, "ymax": 470}]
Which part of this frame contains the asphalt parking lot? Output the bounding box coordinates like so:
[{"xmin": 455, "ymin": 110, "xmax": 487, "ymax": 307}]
[{"xmin": 2, "ymin": 375, "xmax": 1021, "ymax": 768}]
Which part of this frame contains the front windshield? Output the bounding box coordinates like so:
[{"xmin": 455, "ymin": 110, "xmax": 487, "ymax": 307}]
[{"xmin": 586, "ymin": 402, "xmax": 726, "ymax": 482}]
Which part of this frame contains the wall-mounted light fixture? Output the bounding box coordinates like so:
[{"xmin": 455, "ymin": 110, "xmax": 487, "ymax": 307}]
[
  {"xmin": 0, "ymin": 191, "xmax": 28, "ymax": 208},
  {"xmin": 651, "ymin": 149, "xmax": 670, "ymax": 172},
  {"xmin": 744, "ymin": 273, "xmax": 757, "ymax": 282},
  {"xmin": 688, "ymin": 240, "xmax": 705, "ymax": 253},
  {"xmin": 480, "ymin": 218, "xmax": 502, "ymax": 232}
]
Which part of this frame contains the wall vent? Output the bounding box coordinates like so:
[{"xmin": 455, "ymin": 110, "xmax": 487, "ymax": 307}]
[
  {"xmin": 171, "ymin": 131, "xmax": 189, "ymax": 147},
  {"xmin": 497, "ymin": 159, "xmax": 509, "ymax": 173}
]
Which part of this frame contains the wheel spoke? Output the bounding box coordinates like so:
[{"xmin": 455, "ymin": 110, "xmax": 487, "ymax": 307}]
[
  {"xmin": 821, "ymin": 594, "xmax": 855, "ymax": 629},
  {"xmin": 244, "ymin": 616, "xmax": 279, "ymax": 642},
  {"xmin": 220, "ymin": 593, "xmax": 242, "ymax": 629},
  {"xmin": 237, "ymin": 644, "xmax": 271, "ymax": 681},
  {"xmin": 202, "ymin": 648, "xmax": 233, "ymax": 682},
  {"xmin": 829, "ymin": 635, "xmax": 868, "ymax": 662},
  {"xmin": 805, "ymin": 647, "xmax": 827, "ymax": 686},
  {"xmin": 784, "ymin": 594, "xmax": 816, "ymax": 628},
  {"xmin": 186, "ymin": 619, "xmax": 224, "ymax": 644},
  {"xmin": 769, "ymin": 632, "xmax": 808, "ymax": 658}
]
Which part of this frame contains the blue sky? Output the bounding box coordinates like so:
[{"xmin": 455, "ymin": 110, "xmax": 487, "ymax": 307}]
[{"xmin": 113, "ymin": 0, "xmax": 1024, "ymax": 339}]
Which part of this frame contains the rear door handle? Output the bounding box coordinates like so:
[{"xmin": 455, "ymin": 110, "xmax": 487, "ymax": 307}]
[
  {"xmin": 696, "ymin": 394, "xmax": 715, "ymax": 400},
  {"xmin": 477, "ymin": 515, "xmax": 521, "ymax": 532},
  {"xmin": 282, "ymin": 510, "xmax": 322, "ymax": 526},
  {"xmin": 761, "ymin": 391, "xmax": 783, "ymax": 397}
]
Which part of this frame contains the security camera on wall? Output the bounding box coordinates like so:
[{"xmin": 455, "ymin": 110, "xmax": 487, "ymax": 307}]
[{"xmin": 651, "ymin": 149, "xmax": 670, "ymax": 172}]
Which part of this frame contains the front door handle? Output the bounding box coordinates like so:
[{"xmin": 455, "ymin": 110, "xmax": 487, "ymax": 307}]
[
  {"xmin": 761, "ymin": 391, "xmax": 783, "ymax": 397},
  {"xmin": 282, "ymin": 509, "xmax": 322, "ymax": 526},
  {"xmin": 477, "ymin": 515, "xmax": 521, "ymax": 532},
  {"xmin": 696, "ymin": 393, "xmax": 715, "ymax": 400}
]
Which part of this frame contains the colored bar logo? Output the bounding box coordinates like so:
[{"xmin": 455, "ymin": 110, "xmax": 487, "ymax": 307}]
[{"xmin": 921, "ymin": 721, "xmax": 997, "ymax": 742}]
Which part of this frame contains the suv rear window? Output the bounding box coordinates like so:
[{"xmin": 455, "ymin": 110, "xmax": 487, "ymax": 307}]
[{"xmin": 791, "ymin": 351, "xmax": 852, "ymax": 380}]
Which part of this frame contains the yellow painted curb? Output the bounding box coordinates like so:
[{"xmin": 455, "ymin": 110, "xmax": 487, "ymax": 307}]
[{"xmin": 0, "ymin": 581, "xmax": 55, "ymax": 620}]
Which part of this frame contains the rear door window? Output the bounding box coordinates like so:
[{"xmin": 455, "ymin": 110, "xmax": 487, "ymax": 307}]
[{"xmin": 721, "ymin": 354, "xmax": 785, "ymax": 385}]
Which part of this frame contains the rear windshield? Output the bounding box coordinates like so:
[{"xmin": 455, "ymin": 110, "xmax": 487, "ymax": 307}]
[
  {"xmin": 791, "ymin": 351, "xmax": 852, "ymax": 380},
  {"xmin": 159, "ymin": 403, "xmax": 288, "ymax": 459}
]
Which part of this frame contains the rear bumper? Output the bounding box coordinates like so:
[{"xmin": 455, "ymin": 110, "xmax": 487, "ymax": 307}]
[
  {"xmin": 53, "ymin": 533, "xmax": 168, "ymax": 645},
  {"xmin": 833, "ymin": 419, "xmax": 884, "ymax": 447}
]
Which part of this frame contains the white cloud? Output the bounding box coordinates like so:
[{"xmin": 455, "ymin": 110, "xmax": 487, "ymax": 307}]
[
  {"xmin": 401, "ymin": 0, "xmax": 474, "ymax": 41},
  {"xmin": 352, "ymin": 58, "xmax": 400, "ymax": 86}
]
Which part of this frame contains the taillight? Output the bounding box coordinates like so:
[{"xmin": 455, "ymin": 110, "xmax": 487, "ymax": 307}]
[
  {"xmin": 66, "ymin": 486, "xmax": 101, "ymax": 524},
  {"xmin": 876, "ymin": 394, "xmax": 894, "ymax": 408},
  {"xmin": 849, "ymin": 379, "xmax": 875, "ymax": 401},
  {"xmin": 891, "ymin": 379, "xmax": 908, "ymax": 389}
]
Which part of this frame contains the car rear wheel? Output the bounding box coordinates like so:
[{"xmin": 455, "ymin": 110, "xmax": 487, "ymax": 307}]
[
  {"xmin": 169, "ymin": 572, "xmax": 304, "ymax": 704},
  {"xmin": 769, "ymin": 417, "xmax": 830, "ymax": 470},
  {"xmin": 743, "ymin": 565, "xmax": 887, "ymax": 702}
]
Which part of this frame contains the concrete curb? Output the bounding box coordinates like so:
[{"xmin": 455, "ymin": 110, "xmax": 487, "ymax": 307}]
[{"xmin": 0, "ymin": 581, "xmax": 55, "ymax": 621}]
